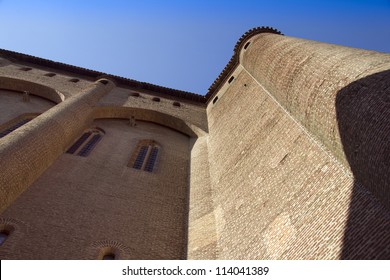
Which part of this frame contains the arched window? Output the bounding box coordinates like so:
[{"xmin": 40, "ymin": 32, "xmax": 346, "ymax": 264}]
[
  {"xmin": 98, "ymin": 246, "xmax": 118, "ymax": 260},
  {"xmin": 0, "ymin": 114, "xmax": 38, "ymax": 138},
  {"xmin": 66, "ymin": 128, "xmax": 104, "ymax": 157},
  {"xmin": 128, "ymin": 140, "xmax": 160, "ymax": 172},
  {"xmin": 102, "ymin": 253, "xmax": 115, "ymax": 260}
]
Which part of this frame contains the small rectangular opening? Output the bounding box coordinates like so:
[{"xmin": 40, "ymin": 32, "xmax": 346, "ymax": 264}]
[
  {"xmin": 244, "ymin": 41, "xmax": 251, "ymax": 50},
  {"xmin": 228, "ymin": 76, "xmax": 235, "ymax": 84}
]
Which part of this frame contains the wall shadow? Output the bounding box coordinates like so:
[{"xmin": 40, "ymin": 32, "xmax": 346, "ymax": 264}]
[{"xmin": 336, "ymin": 70, "xmax": 390, "ymax": 259}]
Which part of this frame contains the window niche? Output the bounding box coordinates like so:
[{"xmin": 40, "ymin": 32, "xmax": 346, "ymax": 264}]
[
  {"xmin": 66, "ymin": 128, "xmax": 105, "ymax": 157},
  {"xmin": 128, "ymin": 140, "xmax": 160, "ymax": 172},
  {"xmin": 244, "ymin": 41, "xmax": 251, "ymax": 50},
  {"xmin": 98, "ymin": 247, "xmax": 118, "ymax": 260}
]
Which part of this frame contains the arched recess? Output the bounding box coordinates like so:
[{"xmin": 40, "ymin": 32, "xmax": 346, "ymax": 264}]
[
  {"xmin": 92, "ymin": 106, "xmax": 207, "ymax": 138},
  {"xmin": 128, "ymin": 139, "xmax": 161, "ymax": 172},
  {"xmin": 66, "ymin": 127, "xmax": 105, "ymax": 157},
  {"xmin": 0, "ymin": 76, "xmax": 64, "ymax": 103}
]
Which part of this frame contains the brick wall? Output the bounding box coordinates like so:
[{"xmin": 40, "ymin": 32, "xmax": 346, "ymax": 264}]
[
  {"xmin": 204, "ymin": 34, "xmax": 390, "ymax": 259},
  {"xmin": 0, "ymin": 119, "xmax": 190, "ymax": 259},
  {"xmin": 0, "ymin": 80, "xmax": 115, "ymax": 213}
]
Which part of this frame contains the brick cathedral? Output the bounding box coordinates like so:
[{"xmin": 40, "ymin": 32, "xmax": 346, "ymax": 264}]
[{"xmin": 0, "ymin": 27, "xmax": 389, "ymax": 259}]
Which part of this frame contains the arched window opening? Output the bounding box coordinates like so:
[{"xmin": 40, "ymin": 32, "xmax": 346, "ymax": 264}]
[
  {"xmin": 152, "ymin": 97, "xmax": 160, "ymax": 102},
  {"xmin": 173, "ymin": 102, "xmax": 181, "ymax": 107},
  {"xmin": 129, "ymin": 140, "xmax": 160, "ymax": 172},
  {"xmin": 44, "ymin": 73, "xmax": 56, "ymax": 77},
  {"xmin": 98, "ymin": 246, "xmax": 118, "ymax": 260},
  {"xmin": 244, "ymin": 41, "xmax": 251, "ymax": 50},
  {"xmin": 0, "ymin": 231, "xmax": 9, "ymax": 246},
  {"xmin": 69, "ymin": 78, "xmax": 80, "ymax": 83},
  {"xmin": 66, "ymin": 128, "xmax": 104, "ymax": 157},
  {"xmin": 77, "ymin": 134, "xmax": 102, "ymax": 157},
  {"xmin": 228, "ymin": 76, "xmax": 235, "ymax": 84},
  {"xmin": 102, "ymin": 253, "xmax": 115, "ymax": 260},
  {"xmin": 0, "ymin": 115, "xmax": 36, "ymax": 139},
  {"xmin": 213, "ymin": 96, "xmax": 219, "ymax": 104}
]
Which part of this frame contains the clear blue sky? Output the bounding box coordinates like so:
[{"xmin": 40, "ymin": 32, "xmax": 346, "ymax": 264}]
[{"xmin": 0, "ymin": 0, "xmax": 389, "ymax": 94}]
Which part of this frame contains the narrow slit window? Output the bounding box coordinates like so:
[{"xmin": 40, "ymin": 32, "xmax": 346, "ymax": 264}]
[
  {"xmin": 144, "ymin": 147, "xmax": 159, "ymax": 172},
  {"xmin": 66, "ymin": 128, "xmax": 104, "ymax": 157},
  {"xmin": 0, "ymin": 118, "xmax": 33, "ymax": 138},
  {"xmin": 66, "ymin": 132, "xmax": 91, "ymax": 154},
  {"xmin": 228, "ymin": 76, "xmax": 235, "ymax": 84},
  {"xmin": 78, "ymin": 134, "xmax": 102, "ymax": 157},
  {"xmin": 129, "ymin": 140, "xmax": 160, "ymax": 172},
  {"xmin": 133, "ymin": 146, "xmax": 148, "ymax": 169}
]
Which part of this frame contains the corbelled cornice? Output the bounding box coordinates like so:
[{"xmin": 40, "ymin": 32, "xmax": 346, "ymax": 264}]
[
  {"xmin": 0, "ymin": 26, "xmax": 282, "ymax": 104},
  {"xmin": 205, "ymin": 26, "xmax": 283, "ymax": 102},
  {"xmin": 0, "ymin": 48, "xmax": 206, "ymax": 103}
]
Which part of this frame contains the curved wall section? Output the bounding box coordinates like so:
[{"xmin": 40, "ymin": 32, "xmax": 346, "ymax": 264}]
[
  {"xmin": 241, "ymin": 33, "xmax": 390, "ymax": 208},
  {"xmin": 0, "ymin": 76, "xmax": 64, "ymax": 103},
  {"xmin": 241, "ymin": 33, "xmax": 390, "ymax": 166},
  {"xmin": 205, "ymin": 32, "xmax": 390, "ymax": 259},
  {"xmin": 92, "ymin": 106, "xmax": 205, "ymax": 137},
  {"xmin": 0, "ymin": 88, "xmax": 55, "ymax": 125}
]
